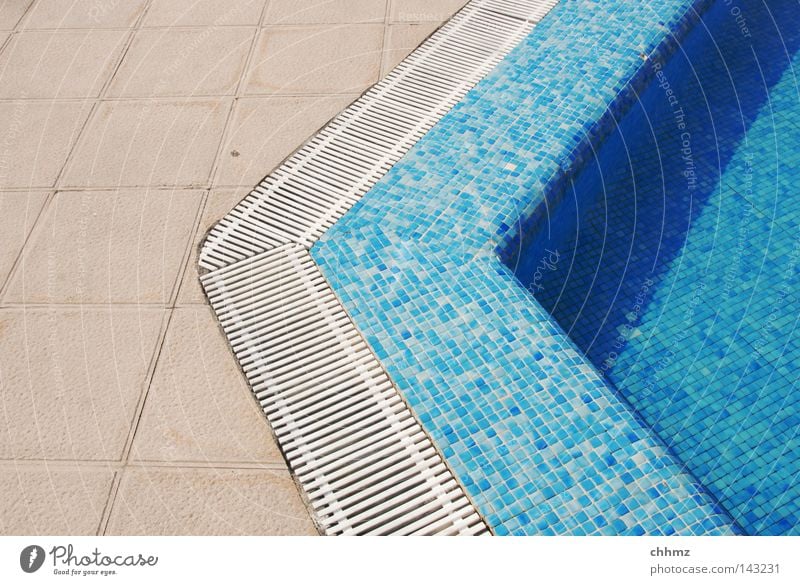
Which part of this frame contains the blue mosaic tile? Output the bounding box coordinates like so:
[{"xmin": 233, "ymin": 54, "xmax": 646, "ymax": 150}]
[{"xmin": 309, "ymin": 0, "xmax": 762, "ymax": 535}]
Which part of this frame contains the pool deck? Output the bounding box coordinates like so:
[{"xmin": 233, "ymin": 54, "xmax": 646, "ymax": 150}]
[{"xmin": 0, "ymin": 0, "xmax": 467, "ymax": 535}]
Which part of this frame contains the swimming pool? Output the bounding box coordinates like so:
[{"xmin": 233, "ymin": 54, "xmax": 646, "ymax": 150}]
[
  {"xmin": 512, "ymin": 0, "xmax": 800, "ymax": 535},
  {"xmin": 314, "ymin": 0, "xmax": 748, "ymax": 535}
]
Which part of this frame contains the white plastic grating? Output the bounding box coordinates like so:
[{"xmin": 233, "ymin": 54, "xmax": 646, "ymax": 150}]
[
  {"xmin": 479, "ymin": 0, "xmax": 557, "ymax": 21},
  {"xmin": 201, "ymin": 244, "xmax": 489, "ymax": 535},
  {"xmin": 199, "ymin": 0, "xmax": 560, "ymax": 535},
  {"xmin": 199, "ymin": 0, "xmax": 559, "ymax": 271}
]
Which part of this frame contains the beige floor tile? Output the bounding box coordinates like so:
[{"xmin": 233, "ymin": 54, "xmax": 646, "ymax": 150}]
[
  {"xmin": 0, "ymin": 100, "xmax": 92, "ymax": 189},
  {"xmin": 0, "ymin": 0, "xmax": 33, "ymax": 30},
  {"xmin": 215, "ymin": 95, "xmax": 354, "ymax": 187},
  {"xmin": 107, "ymin": 28, "xmax": 254, "ymax": 98},
  {"xmin": 107, "ymin": 467, "xmax": 316, "ymax": 535},
  {"xmin": 389, "ymin": 0, "xmax": 468, "ymax": 23},
  {"xmin": 263, "ymin": 0, "xmax": 385, "ymax": 24},
  {"xmin": 5, "ymin": 189, "xmax": 202, "ymax": 304},
  {"xmin": 142, "ymin": 0, "xmax": 266, "ymax": 27},
  {"xmin": 0, "ymin": 465, "xmax": 114, "ymax": 535},
  {"xmin": 383, "ymin": 22, "xmax": 440, "ymax": 73},
  {"xmin": 176, "ymin": 189, "xmax": 247, "ymax": 304},
  {"xmin": 245, "ymin": 25, "xmax": 383, "ymax": 95},
  {"xmin": 61, "ymin": 98, "xmax": 231, "ymax": 188},
  {"xmin": 20, "ymin": 0, "xmax": 148, "ymax": 29},
  {"xmin": 0, "ymin": 308, "xmax": 164, "ymax": 460},
  {"xmin": 0, "ymin": 191, "xmax": 49, "ymax": 288},
  {"xmin": 0, "ymin": 30, "xmax": 128, "ymax": 98},
  {"xmin": 131, "ymin": 306, "xmax": 282, "ymax": 463}
]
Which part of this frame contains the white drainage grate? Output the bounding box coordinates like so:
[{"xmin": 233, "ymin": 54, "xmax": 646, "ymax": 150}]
[
  {"xmin": 199, "ymin": 0, "xmax": 558, "ymax": 271},
  {"xmin": 480, "ymin": 0, "xmax": 557, "ymax": 21},
  {"xmin": 199, "ymin": 0, "xmax": 560, "ymax": 535},
  {"xmin": 202, "ymin": 244, "xmax": 489, "ymax": 535}
]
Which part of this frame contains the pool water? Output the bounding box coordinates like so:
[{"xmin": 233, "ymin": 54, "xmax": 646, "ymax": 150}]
[{"xmin": 514, "ymin": 0, "xmax": 800, "ymax": 535}]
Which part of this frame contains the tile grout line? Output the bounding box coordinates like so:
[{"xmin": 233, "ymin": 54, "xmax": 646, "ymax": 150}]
[
  {"xmin": 203, "ymin": 0, "xmax": 272, "ymax": 192},
  {"xmin": 0, "ymin": 302, "xmax": 173, "ymax": 309},
  {"xmin": 378, "ymin": 0, "xmax": 391, "ymax": 80},
  {"xmin": 169, "ymin": 0, "xmax": 275, "ymax": 306},
  {"xmin": 0, "ymin": 190, "xmax": 54, "ymax": 297},
  {"xmin": 168, "ymin": 189, "xmax": 210, "ymax": 308},
  {"xmin": 52, "ymin": 0, "xmax": 154, "ymax": 189},
  {"xmin": 11, "ymin": 0, "xmax": 37, "ymax": 32},
  {"xmin": 0, "ymin": 459, "xmax": 289, "ymax": 469},
  {"xmin": 95, "ymin": 470, "xmax": 121, "ymax": 535},
  {"xmin": 0, "ymin": 91, "xmax": 382, "ymax": 102},
  {"xmin": 68, "ymin": 0, "xmax": 163, "ymax": 535},
  {"xmin": 98, "ymin": 304, "xmax": 174, "ymax": 535},
  {"xmin": 0, "ymin": 0, "xmax": 156, "ymax": 305},
  {"xmin": 0, "ymin": 28, "xmax": 13, "ymax": 54}
]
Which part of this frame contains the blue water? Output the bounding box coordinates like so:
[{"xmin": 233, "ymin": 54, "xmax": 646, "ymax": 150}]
[{"xmin": 515, "ymin": 0, "xmax": 800, "ymax": 535}]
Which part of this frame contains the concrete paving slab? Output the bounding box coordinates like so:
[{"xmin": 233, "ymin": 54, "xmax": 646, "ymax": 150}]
[
  {"xmin": 61, "ymin": 98, "xmax": 231, "ymax": 188},
  {"xmin": 244, "ymin": 24, "xmax": 384, "ymax": 95},
  {"xmin": 0, "ymin": 100, "xmax": 92, "ymax": 189},
  {"xmin": 0, "ymin": 308, "xmax": 164, "ymax": 460},
  {"xmin": 131, "ymin": 306, "xmax": 284, "ymax": 463},
  {"xmin": 107, "ymin": 467, "xmax": 316, "ymax": 535},
  {"xmin": 263, "ymin": 0, "xmax": 386, "ymax": 24},
  {"xmin": 0, "ymin": 30, "xmax": 128, "ymax": 98},
  {"xmin": 4, "ymin": 188, "xmax": 202, "ymax": 304},
  {"xmin": 107, "ymin": 27, "xmax": 254, "ymax": 98},
  {"xmin": 142, "ymin": 0, "xmax": 267, "ymax": 27},
  {"xmin": 0, "ymin": 464, "xmax": 114, "ymax": 535},
  {"xmin": 20, "ymin": 0, "xmax": 148, "ymax": 29},
  {"xmin": 214, "ymin": 94, "xmax": 355, "ymax": 187}
]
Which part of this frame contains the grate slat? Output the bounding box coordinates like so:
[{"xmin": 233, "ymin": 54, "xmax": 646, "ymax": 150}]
[{"xmin": 201, "ymin": 244, "xmax": 490, "ymax": 535}]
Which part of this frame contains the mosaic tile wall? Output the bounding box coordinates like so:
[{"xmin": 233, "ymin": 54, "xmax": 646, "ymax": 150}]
[
  {"xmin": 515, "ymin": 0, "xmax": 800, "ymax": 535},
  {"xmin": 312, "ymin": 0, "xmax": 741, "ymax": 535}
]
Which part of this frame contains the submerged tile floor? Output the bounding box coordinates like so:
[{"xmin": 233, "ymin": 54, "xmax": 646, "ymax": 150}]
[{"xmin": 0, "ymin": 0, "xmax": 468, "ymax": 535}]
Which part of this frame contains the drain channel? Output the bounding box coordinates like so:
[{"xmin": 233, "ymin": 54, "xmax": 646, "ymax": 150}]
[
  {"xmin": 200, "ymin": 0, "xmax": 560, "ymax": 534},
  {"xmin": 202, "ymin": 244, "xmax": 488, "ymax": 535}
]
